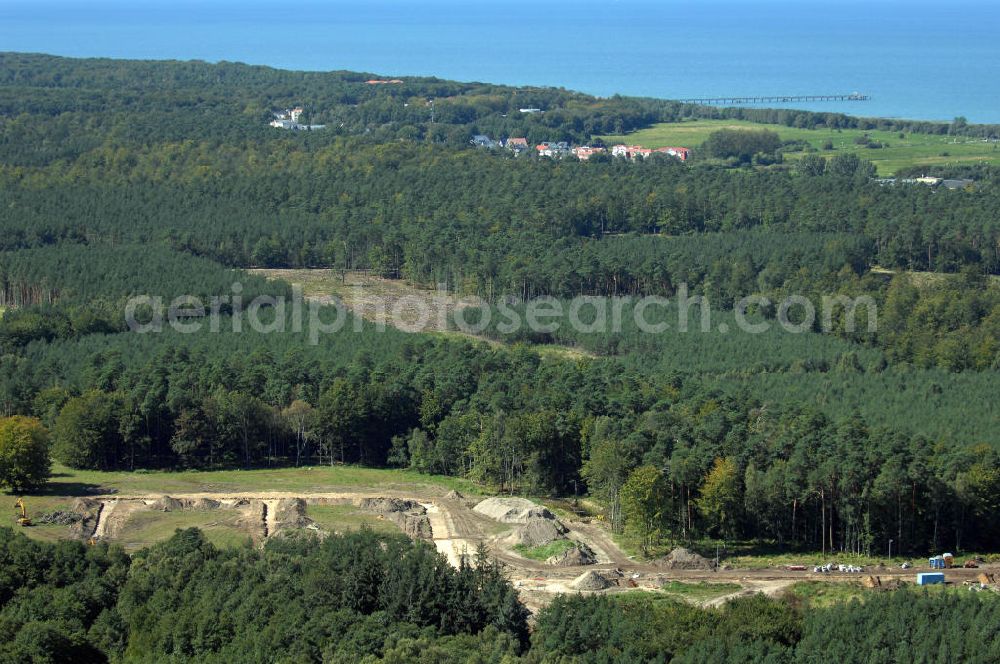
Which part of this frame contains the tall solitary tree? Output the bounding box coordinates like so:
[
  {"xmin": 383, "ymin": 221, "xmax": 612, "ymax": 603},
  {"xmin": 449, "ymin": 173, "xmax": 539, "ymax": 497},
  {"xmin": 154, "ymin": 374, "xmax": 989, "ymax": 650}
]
[
  {"xmin": 697, "ymin": 457, "xmax": 741, "ymax": 542},
  {"xmin": 0, "ymin": 416, "xmax": 51, "ymax": 492},
  {"xmin": 620, "ymin": 465, "xmax": 669, "ymax": 555}
]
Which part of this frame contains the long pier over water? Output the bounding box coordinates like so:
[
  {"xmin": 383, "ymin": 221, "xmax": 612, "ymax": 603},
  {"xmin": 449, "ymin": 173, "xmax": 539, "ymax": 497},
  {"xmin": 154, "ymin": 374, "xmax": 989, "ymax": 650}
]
[{"xmin": 677, "ymin": 93, "xmax": 869, "ymax": 105}]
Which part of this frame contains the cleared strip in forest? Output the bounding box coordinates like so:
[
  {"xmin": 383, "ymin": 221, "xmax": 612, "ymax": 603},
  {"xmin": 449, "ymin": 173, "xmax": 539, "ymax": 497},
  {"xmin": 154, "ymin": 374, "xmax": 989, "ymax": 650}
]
[{"xmin": 249, "ymin": 269, "xmax": 594, "ymax": 360}]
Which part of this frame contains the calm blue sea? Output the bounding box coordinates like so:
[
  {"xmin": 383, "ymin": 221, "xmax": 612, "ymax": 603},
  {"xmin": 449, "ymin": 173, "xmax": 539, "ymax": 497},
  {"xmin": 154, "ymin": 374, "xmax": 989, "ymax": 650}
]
[{"xmin": 2, "ymin": 0, "xmax": 1000, "ymax": 123}]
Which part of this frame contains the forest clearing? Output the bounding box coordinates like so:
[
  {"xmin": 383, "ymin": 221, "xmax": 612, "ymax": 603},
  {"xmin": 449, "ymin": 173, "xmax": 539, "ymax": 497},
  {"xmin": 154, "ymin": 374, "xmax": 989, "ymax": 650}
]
[
  {"xmin": 249, "ymin": 268, "xmax": 594, "ymax": 359},
  {"xmin": 600, "ymin": 118, "xmax": 1000, "ymax": 174},
  {"xmin": 12, "ymin": 465, "xmax": 997, "ymax": 614}
]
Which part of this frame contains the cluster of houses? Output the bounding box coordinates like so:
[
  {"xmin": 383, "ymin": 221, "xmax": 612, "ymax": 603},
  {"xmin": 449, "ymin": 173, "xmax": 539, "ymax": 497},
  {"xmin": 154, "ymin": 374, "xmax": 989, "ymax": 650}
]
[
  {"xmin": 471, "ymin": 135, "xmax": 691, "ymax": 161},
  {"xmin": 875, "ymin": 176, "xmax": 975, "ymax": 190},
  {"xmin": 611, "ymin": 144, "xmax": 691, "ymax": 161},
  {"xmin": 269, "ymin": 107, "xmax": 326, "ymax": 131}
]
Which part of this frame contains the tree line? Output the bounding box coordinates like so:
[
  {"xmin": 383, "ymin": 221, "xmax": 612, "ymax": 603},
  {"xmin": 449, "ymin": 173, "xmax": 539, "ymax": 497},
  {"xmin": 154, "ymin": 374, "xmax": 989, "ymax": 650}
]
[
  {"xmin": 3, "ymin": 312, "xmax": 998, "ymax": 553},
  {"xmin": 3, "ymin": 526, "xmax": 998, "ymax": 662}
]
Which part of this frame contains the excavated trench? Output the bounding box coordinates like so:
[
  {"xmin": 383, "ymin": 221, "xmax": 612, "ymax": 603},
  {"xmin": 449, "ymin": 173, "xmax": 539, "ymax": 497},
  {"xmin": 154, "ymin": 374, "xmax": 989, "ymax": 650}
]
[{"xmin": 66, "ymin": 494, "xmax": 433, "ymax": 545}]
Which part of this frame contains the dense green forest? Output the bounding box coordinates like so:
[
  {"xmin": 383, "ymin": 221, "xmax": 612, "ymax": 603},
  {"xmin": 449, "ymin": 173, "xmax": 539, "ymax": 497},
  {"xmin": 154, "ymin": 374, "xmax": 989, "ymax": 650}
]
[
  {"xmin": 0, "ymin": 53, "xmax": 998, "ymax": 559},
  {"xmin": 3, "ymin": 527, "xmax": 999, "ymax": 663}
]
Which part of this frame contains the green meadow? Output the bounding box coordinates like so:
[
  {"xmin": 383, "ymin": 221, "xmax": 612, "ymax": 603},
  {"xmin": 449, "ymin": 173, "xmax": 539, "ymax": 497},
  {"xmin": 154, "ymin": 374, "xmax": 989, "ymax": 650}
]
[{"xmin": 599, "ymin": 119, "xmax": 1000, "ymax": 175}]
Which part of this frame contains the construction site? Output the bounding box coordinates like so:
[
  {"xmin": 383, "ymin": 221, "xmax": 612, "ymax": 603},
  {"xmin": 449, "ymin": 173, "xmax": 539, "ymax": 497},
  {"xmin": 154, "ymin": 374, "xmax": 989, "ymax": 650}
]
[{"xmin": 12, "ymin": 484, "xmax": 998, "ymax": 614}]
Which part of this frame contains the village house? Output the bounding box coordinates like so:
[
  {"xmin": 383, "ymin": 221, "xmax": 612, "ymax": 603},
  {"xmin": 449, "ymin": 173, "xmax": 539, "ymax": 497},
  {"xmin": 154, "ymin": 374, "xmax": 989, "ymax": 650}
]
[
  {"xmin": 536, "ymin": 141, "xmax": 571, "ymax": 158},
  {"xmin": 471, "ymin": 134, "xmax": 497, "ymax": 148},
  {"xmin": 571, "ymin": 146, "xmax": 607, "ymax": 160},
  {"xmin": 269, "ymin": 107, "xmax": 325, "ymax": 130},
  {"xmin": 505, "ymin": 137, "xmax": 529, "ymax": 153},
  {"xmin": 611, "ymin": 144, "xmax": 635, "ymax": 158}
]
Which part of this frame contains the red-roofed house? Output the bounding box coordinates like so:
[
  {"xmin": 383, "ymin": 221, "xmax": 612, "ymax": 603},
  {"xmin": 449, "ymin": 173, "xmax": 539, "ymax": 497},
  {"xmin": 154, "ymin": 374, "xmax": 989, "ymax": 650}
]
[
  {"xmin": 506, "ymin": 137, "xmax": 529, "ymax": 153},
  {"xmin": 572, "ymin": 146, "xmax": 607, "ymax": 160}
]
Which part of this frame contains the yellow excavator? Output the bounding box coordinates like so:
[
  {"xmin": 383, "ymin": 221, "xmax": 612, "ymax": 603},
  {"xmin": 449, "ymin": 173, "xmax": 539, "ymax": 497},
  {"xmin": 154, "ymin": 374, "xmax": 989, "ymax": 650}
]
[{"xmin": 14, "ymin": 498, "xmax": 31, "ymax": 527}]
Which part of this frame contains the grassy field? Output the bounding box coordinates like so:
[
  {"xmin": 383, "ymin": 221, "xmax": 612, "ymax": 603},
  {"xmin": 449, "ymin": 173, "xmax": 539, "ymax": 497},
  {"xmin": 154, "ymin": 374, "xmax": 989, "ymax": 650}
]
[
  {"xmin": 306, "ymin": 504, "xmax": 402, "ymax": 535},
  {"xmin": 514, "ymin": 538, "xmax": 577, "ymax": 561},
  {"xmin": 658, "ymin": 581, "xmax": 742, "ymax": 603},
  {"xmin": 615, "ymin": 584, "xmax": 742, "ymax": 606},
  {"xmin": 116, "ymin": 508, "xmax": 250, "ymax": 551},
  {"xmin": 784, "ymin": 581, "xmax": 867, "ymax": 608},
  {"xmin": 783, "ymin": 580, "xmax": 995, "ymax": 609},
  {"xmin": 31, "ymin": 462, "xmax": 477, "ymax": 497},
  {"xmin": 599, "ymin": 119, "xmax": 1000, "ymax": 175}
]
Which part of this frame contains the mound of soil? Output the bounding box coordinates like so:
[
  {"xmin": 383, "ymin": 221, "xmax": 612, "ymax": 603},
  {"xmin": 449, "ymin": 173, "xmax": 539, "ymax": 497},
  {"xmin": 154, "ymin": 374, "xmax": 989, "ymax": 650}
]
[
  {"xmin": 149, "ymin": 496, "xmax": 184, "ymax": 512},
  {"xmin": 397, "ymin": 513, "xmax": 433, "ymax": 539},
  {"xmin": 444, "ymin": 490, "xmax": 464, "ymax": 501},
  {"xmin": 274, "ymin": 498, "xmax": 310, "ymax": 526},
  {"xmin": 69, "ymin": 498, "xmax": 101, "ymax": 539},
  {"xmin": 473, "ymin": 497, "xmax": 554, "ymax": 523},
  {"xmin": 270, "ymin": 498, "xmax": 315, "ymax": 535},
  {"xmin": 506, "ymin": 518, "xmax": 568, "ymax": 548},
  {"xmin": 357, "ymin": 497, "xmax": 431, "ymax": 539},
  {"xmin": 192, "ymin": 498, "xmax": 221, "ymax": 510},
  {"xmin": 72, "ymin": 497, "xmax": 101, "ymax": 512},
  {"xmin": 547, "ymin": 543, "xmax": 597, "ymax": 567},
  {"xmin": 570, "ymin": 570, "xmax": 610, "ymax": 591},
  {"xmin": 359, "ymin": 497, "xmax": 422, "ymax": 514},
  {"xmin": 653, "ymin": 547, "xmax": 714, "ymax": 570},
  {"xmin": 235, "ymin": 505, "xmax": 266, "ymax": 540}
]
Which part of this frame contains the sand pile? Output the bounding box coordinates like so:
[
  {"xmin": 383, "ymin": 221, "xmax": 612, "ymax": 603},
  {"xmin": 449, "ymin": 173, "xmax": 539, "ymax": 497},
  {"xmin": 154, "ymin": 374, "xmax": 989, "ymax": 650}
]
[
  {"xmin": 473, "ymin": 497, "xmax": 554, "ymax": 523},
  {"xmin": 653, "ymin": 547, "xmax": 714, "ymax": 570},
  {"xmin": 192, "ymin": 498, "xmax": 221, "ymax": 510},
  {"xmin": 570, "ymin": 570, "xmax": 610, "ymax": 591}
]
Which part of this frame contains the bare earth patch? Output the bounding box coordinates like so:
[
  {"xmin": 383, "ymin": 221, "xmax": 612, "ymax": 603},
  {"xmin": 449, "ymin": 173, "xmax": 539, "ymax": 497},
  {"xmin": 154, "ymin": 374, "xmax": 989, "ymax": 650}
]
[
  {"xmin": 27, "ymin": 483, "xmax": 997, "ymax": 615},
  {"xmin": 248, "ymin": 269, "xmax": 593, "ymax": 359}
]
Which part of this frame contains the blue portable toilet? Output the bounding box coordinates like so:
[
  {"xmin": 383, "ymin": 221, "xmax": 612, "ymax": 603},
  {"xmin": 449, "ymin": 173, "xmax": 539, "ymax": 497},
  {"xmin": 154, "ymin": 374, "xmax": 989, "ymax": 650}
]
[{"xmin": 917, "ymin": 572, "xmax": 945, "ymax": 585}]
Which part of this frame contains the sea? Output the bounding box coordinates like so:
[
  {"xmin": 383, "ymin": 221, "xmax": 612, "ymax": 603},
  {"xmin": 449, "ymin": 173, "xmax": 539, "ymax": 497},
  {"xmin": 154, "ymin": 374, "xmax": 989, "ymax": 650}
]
[{"xmin": 2, "ymin": 0, "xmax": 1000, "ymax": 123}]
